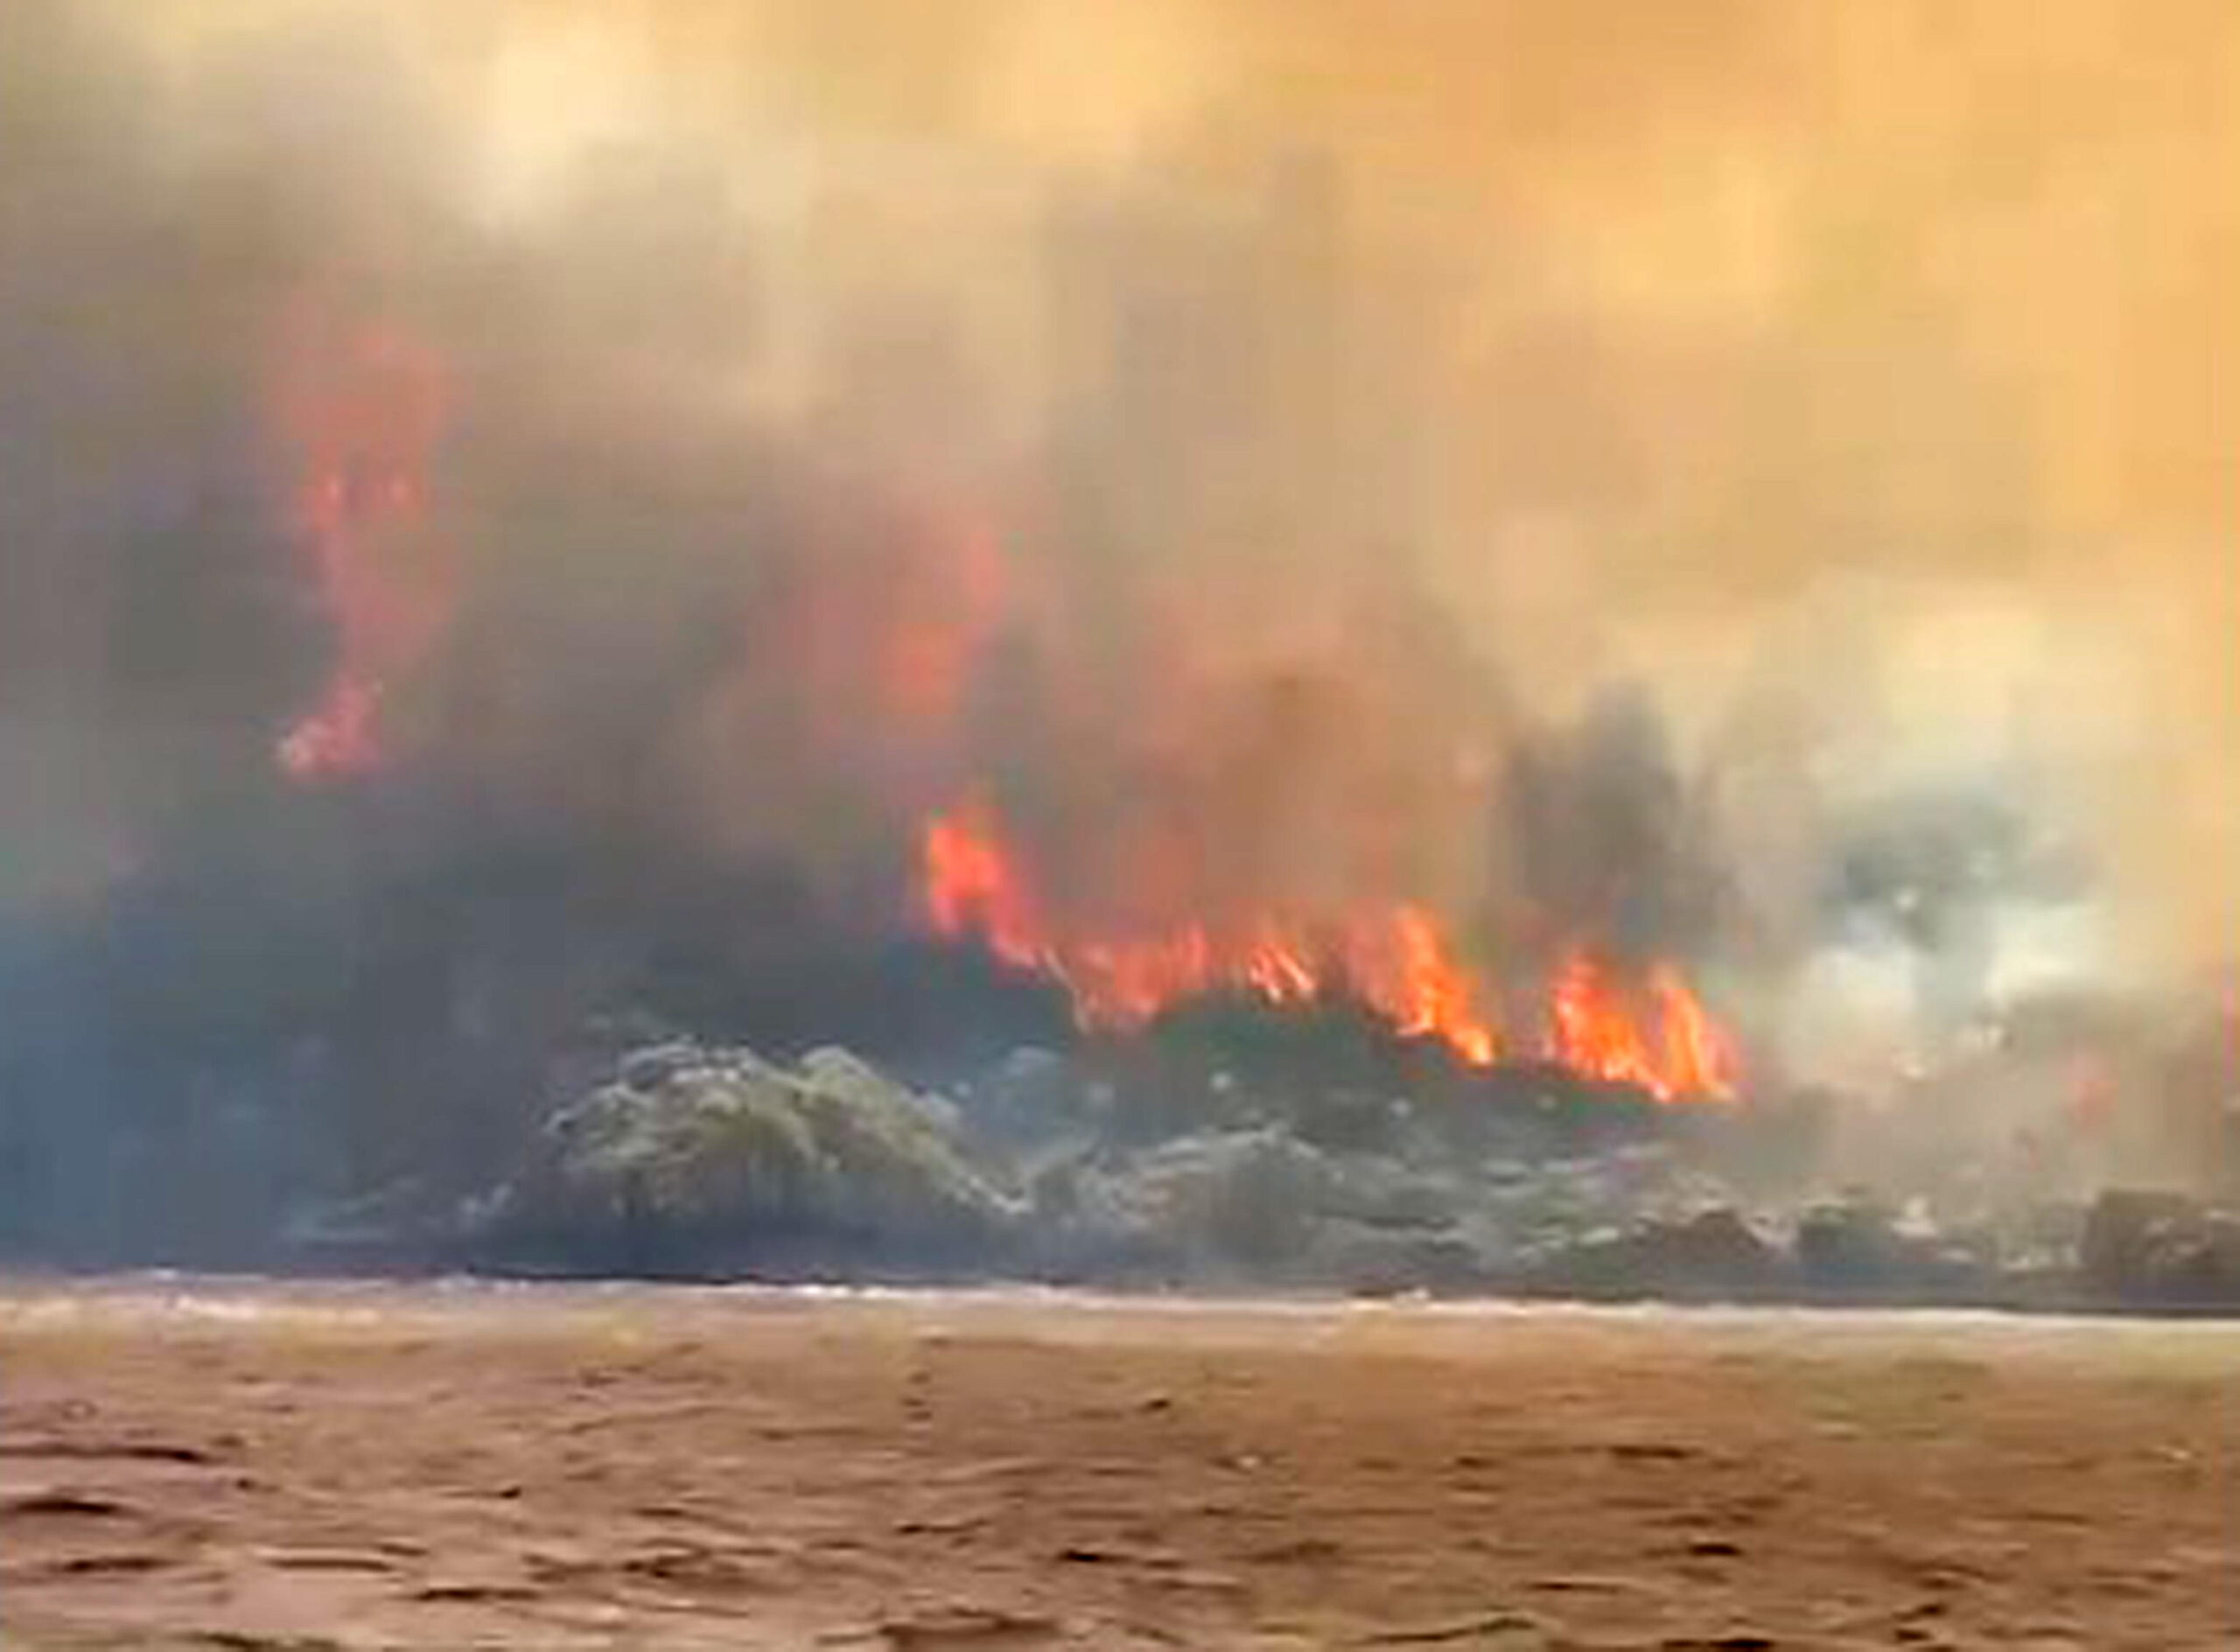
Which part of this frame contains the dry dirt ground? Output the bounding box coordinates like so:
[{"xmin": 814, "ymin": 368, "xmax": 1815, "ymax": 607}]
[{"xmin": 2, "ymin": 1280, "xmax": 2234, "ymax": 1650}]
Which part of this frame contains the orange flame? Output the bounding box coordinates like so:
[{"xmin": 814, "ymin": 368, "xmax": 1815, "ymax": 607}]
[
  {"xmin": 919, "ymin": 800, "xmax": 1503, "ymax": 1067},
  {"xmin": 1652, "ymin": 962, "xmax": 1742, "ymax": 1100},
  {"xmin": 272, "ymin": 311, "xmax": 450, "ymax": 783},
  {"xmin": 920, "ymin": 802, "xmax": 1739, "ymax": 1101},
  {"xmin": 1342, "ymin": 905, "xmax": 1499, "ymax": 1067},
  {"xmin": 920, "ymin": 798, "xmax": 1046, "ymax": 966},
  {"xmin": 1545, "ymin": 946, "xmax": 1739, "ymax": 1102}
]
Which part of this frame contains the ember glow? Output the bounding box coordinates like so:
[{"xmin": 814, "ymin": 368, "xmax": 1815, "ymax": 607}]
[
  {"xmin": 921, "ymin": 797, "xmax": 1734, "ymax": 1099},
  {"xmin": 272, "ymin": 312, "xmax": 451, "ymax": 783}
]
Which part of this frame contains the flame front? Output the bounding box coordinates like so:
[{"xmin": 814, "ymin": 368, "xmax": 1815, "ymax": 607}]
[
  {"xmin": 259, "ymin": 307, "xmax": 1738, "ymax": 1105},
  {"xmin": 920, "ymin": 800, "xmax": 1510, "ymax": 1068},
  {"xmin": 920, "ymin": 802, "xmax": 1738, "ymax": 1101}
]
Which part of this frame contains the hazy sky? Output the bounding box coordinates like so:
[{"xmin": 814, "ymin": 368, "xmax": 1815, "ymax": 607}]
[{"xmin": 7, "ymin": 0, "xmax": 2234, "ymax": 1011}]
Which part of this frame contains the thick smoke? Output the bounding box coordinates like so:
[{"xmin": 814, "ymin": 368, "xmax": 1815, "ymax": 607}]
[{"xmin": 1, "ymin": 1, "xmax": 2234, "ymax": 1253}]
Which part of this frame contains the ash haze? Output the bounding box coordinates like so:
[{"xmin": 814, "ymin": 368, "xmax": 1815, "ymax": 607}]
[{"xmin": 0, "ymin": 0, "xmax": 2234, "ymax": 1247}]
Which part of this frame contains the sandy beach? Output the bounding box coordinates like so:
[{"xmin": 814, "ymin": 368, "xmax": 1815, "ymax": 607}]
[{"xmin": 3, "ymin": 1279, "xmax": 2233, "ymax": 1649}]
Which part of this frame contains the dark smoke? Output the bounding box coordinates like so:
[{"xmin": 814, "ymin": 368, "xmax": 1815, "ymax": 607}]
[
  {"xmin": 1494, "ymin": 686, "xmax": 1718, "ymax": 972},
  {"xmin": 0, "ymin": 2, "xmax": 2231, "ymax": 1261}
]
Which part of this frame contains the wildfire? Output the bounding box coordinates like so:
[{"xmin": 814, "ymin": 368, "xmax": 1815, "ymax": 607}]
[
  {"xmin": 251, "ymin": 295, "xmax": 1739, "ymax": 1105},
  {"xmin": 920, "ymin": 798, "xmax": 1046, "ymax": 965},
  {"xmin": 923, "ymin": 801, "xmax": 1332, "ymax": 1032},
  {"xmin": 919, "ymin": 799, "xmax": 1513, "ymax": 1066},
  {"xmin": 1340, "ymin": 905, "xmax": 1500, "ymax": 1068},
  {"xmin": 271, "ymin": 310, "xmax": 451, "ymax": 783},
  {"xmin": 919, "ymin": 799, "xmax": 1739, "ymax": 1101},
  {"xmin": 1653, "ymin": 962, "xmax": 1743, "ymax": 1100},
  {"xmin": 1545, "ymin": 946, "xmax": 1740, "ymax": 1102}
]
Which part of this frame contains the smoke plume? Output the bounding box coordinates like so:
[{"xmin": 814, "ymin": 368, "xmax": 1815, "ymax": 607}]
[{"xmin": 1, "ymin": 0, "xmax": 2233, "ymax": 1250}]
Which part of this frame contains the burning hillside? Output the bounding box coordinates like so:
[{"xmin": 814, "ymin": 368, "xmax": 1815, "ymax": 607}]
[
  {"xmin": 254, "ymin": 293, "xmax": 1746, "ymax": 1102},
  {"xmin": 0, "ymin": 1, "xmax": 2234, "ymax": 1270},
  {"xmin": 247, "ymin": 257, "xmax": 1749, "ymax": 1104},
  {"xmin": 918, "ymin": 797, "xmax": 1739, "ymax": 1102}
]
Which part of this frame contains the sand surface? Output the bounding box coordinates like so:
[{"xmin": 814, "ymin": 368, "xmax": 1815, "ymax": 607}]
[{"xmin": 2, "ymin": 1278, "xmax": 2234, "ymax": 1650}]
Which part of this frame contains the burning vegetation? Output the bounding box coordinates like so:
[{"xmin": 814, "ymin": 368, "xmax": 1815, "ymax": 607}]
[
  {"xmin": 245, "ymin": 232, "xmax": 1747, "ymax": 1106},
  {"xmin": 0, "ymin": 1, "xmax": 2234, "ymax": 1284},
  {"xmin": 919, "ymin": 799, "xmax": 1737, "ymax": 1102}
]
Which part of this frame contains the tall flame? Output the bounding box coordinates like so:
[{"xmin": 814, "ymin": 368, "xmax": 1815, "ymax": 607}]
[
  {"xmin": 1341, "ymin": 905, "xmax": 1500, "ymax": 1067},
  {"xmin": 1651, "ymin": 962, "xmax": 1743, "ymax": 1100},
  {"xmin": 271, "ymin": 310, "xmax": 450, "ymax": 783},
  {"xmin": 1545, "ymin": 946, "xmax": 1739, "ymax": 1102}
]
